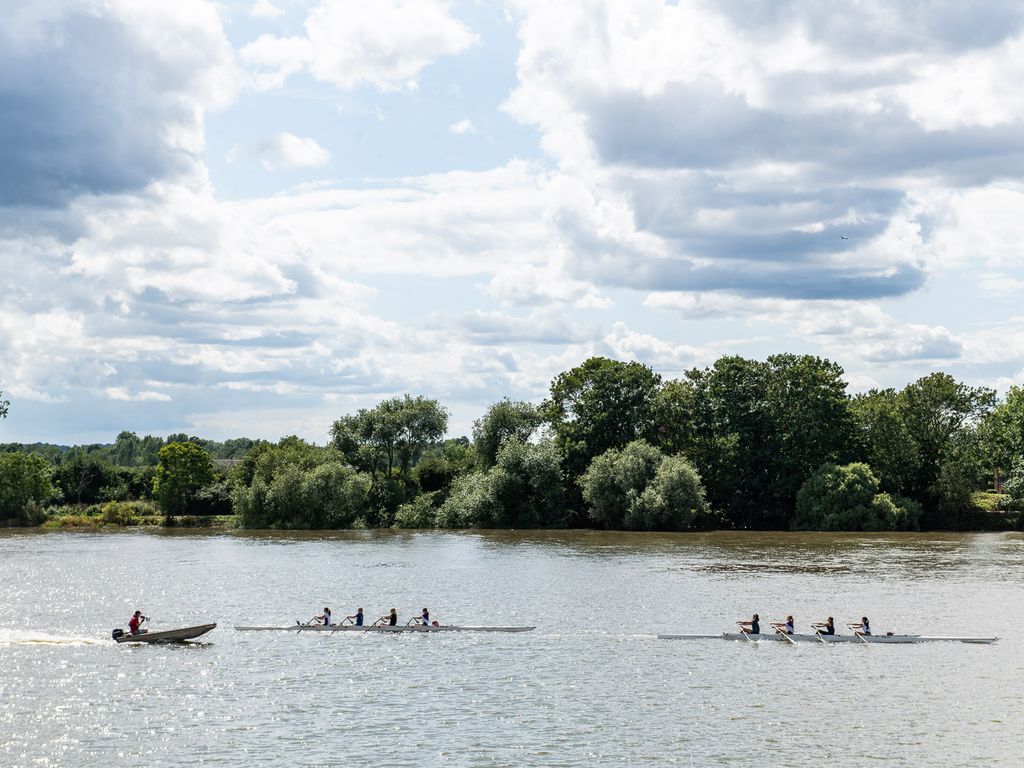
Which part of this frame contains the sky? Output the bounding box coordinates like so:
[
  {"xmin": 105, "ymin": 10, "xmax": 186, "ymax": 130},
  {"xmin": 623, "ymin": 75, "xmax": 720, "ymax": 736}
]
[{"xmin": 2, "ymin": 0, "xmax": 1024, "ymax": 445}]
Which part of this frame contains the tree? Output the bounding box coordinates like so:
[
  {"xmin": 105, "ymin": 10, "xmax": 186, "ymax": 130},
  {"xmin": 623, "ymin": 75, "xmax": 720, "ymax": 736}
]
[
  {"xmin": 850, "ymin": 389, "xmax": 920, "ymax": 495},
  {"xmin": 0, "ymin": 387, "xmax": 8, "ymax": 419},
  {"xmin": 110, "ymin": 431, "xmax": 164, "ymax": 467},
  {"xmin": 230, "ymin": 436, "xmax": 370, "ymax": 529},
  {"xmin": 579, "ymin": 440, "xmax": 709, "ymax": 531},
  {"xmin": 543, "ymin": 357, "xmax": 662, "ymax": 500},
  {"xmin": 666, "ymin": 354, "xmax": 853, "ymax": 528},
  {"xmin": 53, "ymin": 454, "xmax": 114, "ymax": 505},
  {"xmin": 472, "ymin": 399, "xmax": 543, "ymax": 468},
  {"xmin": 153, "ymin": 442, "xmax": 215, "ymax": 522},
  {"xmin": 792, "ymin": 462, "xmax": 920, "ymax": 531},
  {"xmin": 437, "ymin": 439, "xmax": 568, "ymax": 529},
  {"xmin": 978, "ymin": 386, "xmax": 1024, "ymax": 483},
  {"xmin": 0, "ymin": 452, "xmax": 54, "ymax": 524},
  {"xmin": 330, "ymin": 396, "xmax": 448, "ymax": 525}
]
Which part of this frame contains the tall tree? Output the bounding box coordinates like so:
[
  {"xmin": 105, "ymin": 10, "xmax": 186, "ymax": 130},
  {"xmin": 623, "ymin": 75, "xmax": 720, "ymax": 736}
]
[
  {"xmin": 472, "ymin": 399, "xmax": 543, "ymax": 468},
  {"xmin": 330, "ymin": 396, "xmax": 448, "ymax": 524},
  {"xmin": 543, "ymin": 357, "xmax": 662, "ymax": 486},
  {"xmin": 0, "ymin": 387, "xmax": 8, "ymax": 419},
  {"xmin": 153, "ymin": 442, "xmax": 215, "ymax": 522},
  {"xmin": 0, "ymin": 452, "xmax": 54, "ymax": 523},
  {"xmin": 978, "ymin": 386, "xmax": 1024, "ymax": 482}
]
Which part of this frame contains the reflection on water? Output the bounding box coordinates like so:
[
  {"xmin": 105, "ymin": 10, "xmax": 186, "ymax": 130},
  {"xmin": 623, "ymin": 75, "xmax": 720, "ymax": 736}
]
[{"xmin": 0, "ymin": 529, "xmax": 1021, "ymax": 767}]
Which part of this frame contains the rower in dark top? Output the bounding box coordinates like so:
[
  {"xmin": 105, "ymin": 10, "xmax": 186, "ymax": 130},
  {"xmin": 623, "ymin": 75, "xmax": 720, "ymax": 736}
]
[
  {"xmin": 345, "ymin": 608, "xmax": 364, "ymax": 626},
  {"xmin": 419, "ymin": 608, "xmax": 430, "ymax": 626},
  {"xmin": 770, "ymin": 615, "xmax": 795, "ymax": 635},
  {"xmin": 383, "ymin": 608, "xmax": 398, "ymax": 626},
  {"xmin": 811, "ymin": 617, "xmax": 835, "ymax": 635},
  {"xmin": 737, "ymin": 614, "xmax": 760, "ymax": 635}
]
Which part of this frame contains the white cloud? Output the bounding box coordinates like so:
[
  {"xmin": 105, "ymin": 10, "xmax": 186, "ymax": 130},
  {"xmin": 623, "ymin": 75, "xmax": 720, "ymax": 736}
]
[
  {"xmin": 449, "ymin": 118, "xmax": 476, "ymax": 135},
  {"xmin": 248, "ymin": 0, "xmax": 284, "ymax": 19},
  {"xmin": 251, "ymin": 133, "xmax": 331, "ymax": 171},
  {"xmin": 240, "ymin": 0, "xmax": 478, "ymax": 92},
  {"xmin": 105, "ymin": 387, "xmax": 172, "ymax": 402}
]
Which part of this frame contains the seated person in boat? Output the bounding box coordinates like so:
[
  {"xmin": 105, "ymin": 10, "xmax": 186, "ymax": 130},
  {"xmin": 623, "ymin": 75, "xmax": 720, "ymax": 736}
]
[
  {"xmin": 419, "ymin": 608, "xmax": 430, "ymax": 626},
  {"xmin": 737, "ymin": 614, "xmax": 760, "ymax": 635},
  {"xmin": 377, "ymin": 608, "xmax": 398, "ymax": 626},
  {"xmin": 811, "ymin": 617, "xmax": 835, "ymax": 635},
  {"xmin": 850, "ymin": 616, "xmax": 871, "ymax": 635},
  {"xmin": 770, "ymin": 615, "xmax": 795, "ymax": 635},
  {"xmin": 128, "ymin": 610, "xmax": 148, "ymax": 635},
  {"xmin": 345, "ymin": 608, "xmax": 364, "ymax": 626},
  {"xmin": 318, "ymin": 607, "xmax": 332, "ymax": 626}
]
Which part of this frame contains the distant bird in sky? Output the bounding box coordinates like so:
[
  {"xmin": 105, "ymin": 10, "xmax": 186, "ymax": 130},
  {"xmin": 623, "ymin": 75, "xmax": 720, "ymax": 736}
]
[{"xmin": 840, "ymin": 235, "xmax": 849, "ymax": 240}]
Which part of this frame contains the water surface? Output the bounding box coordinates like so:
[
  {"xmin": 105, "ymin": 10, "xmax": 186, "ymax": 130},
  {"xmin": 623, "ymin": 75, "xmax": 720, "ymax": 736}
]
[{"xmin": 1, "ymin": 530, "xmax": 1021, "ymax": 766}]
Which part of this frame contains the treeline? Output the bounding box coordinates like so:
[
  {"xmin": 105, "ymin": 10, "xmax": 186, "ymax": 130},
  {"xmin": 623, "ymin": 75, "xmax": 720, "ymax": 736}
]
[{"xmin": 2, "ymin": 355, "xmax": 1024, "ymax": 531}]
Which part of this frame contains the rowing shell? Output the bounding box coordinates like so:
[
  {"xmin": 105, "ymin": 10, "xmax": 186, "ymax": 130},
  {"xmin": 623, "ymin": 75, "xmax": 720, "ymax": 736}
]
[
  {"xmin": 234, "ymin": 624, "xmax": 535, "ymax": 634},
  {"xmin": 115, "ymin": 623, "xmax": 217, "ymax": 644},
  {"xmin": 657, "ymin": 632, "xmax": 998, "ymax": 644}
]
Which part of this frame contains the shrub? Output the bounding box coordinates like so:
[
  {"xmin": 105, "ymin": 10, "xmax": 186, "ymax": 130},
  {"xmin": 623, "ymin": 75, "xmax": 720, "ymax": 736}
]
[
  {"xmin": 793, "ymin": 463, "xmax": 920, "ymax": 531},
  {"xmin": 394, "ymin": 493, "xmax": 439, "ymax": 529},
  {"xmin": 580, "ymin": 441, "xmax": 709, "ymax": 531}
]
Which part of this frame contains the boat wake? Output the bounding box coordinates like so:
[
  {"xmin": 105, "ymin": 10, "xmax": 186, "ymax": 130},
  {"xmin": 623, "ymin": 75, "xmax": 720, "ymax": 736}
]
[{"xmin": 0, "ymin": 629, "xmax": 102, "ymax": 646}]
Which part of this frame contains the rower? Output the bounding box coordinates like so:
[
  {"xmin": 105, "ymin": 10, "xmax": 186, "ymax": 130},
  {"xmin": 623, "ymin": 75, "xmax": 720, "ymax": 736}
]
[
  {"xmin": 318, "ymin": 607, "xmax": 332, "ymax": 626},
  {"xmin": 128, "ymin": 610, "xmax": 148, "ymax": 635},
  {"xmin": 377, "ymin": 608, "xmax": 398, "ymax": 626},
  {"xmin": 737, "ymin": 614, "xmax": 760, "ymax": 635},
  {"xmin": 811, "ymin": 617, "xmax": 835, "ymax": 636},
  {"xmin": 419, "ymin": 608, "xmax": 430, "ymax": 626},
  {"xmin": 345, "ymin": 608, "xmax": 364, "ymax": 627},
  {"xmin": 849, "ymin": 616, "xmax": 871, "ymax": 636},
  {"xmin": 770, "ymin": 615, "xmax": 795, "ymax": 635}
]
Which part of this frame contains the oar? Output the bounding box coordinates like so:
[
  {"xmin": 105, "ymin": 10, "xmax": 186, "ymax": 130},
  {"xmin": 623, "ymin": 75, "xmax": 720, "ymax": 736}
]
[
  {"xmin": 848, "ymin": 623, "xmax": 870, "ymax": 645},
  {"xmin": 296, "ymin": 616, "xmax": 319, "ymax": 633},
  {"xmin": 735, "ymin": 622, "xmax": 754, "ymax": 643},
  {"xmin": 329, "ymin": 616, "xmax": 354, "ymax": 635},
  {"xmin": 772, "ymin": 623, "xmax": 796, "ymax": 645},
  {"xmin": 810, "ymin": 626, "xmax": 829, "ymax": 644}
]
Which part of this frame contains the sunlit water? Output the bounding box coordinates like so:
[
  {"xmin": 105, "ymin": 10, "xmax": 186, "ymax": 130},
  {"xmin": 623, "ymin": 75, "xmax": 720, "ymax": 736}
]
[{"xmin": 0, "ymin": 529, "xmax": 1021, "ymax": 766}]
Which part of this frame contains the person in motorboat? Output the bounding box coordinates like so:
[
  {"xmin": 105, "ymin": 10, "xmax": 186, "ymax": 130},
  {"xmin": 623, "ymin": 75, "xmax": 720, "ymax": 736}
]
[
  {"xmin": 811, "ymin": 617, "xmax": 835, "ymax": 635},
  {"xmin": 318, "ymin": 607, "xmax": 332, "ymax": 626},
  {"xmin": 737, "ymin": 614, "xmax": 760, "ymax": 635},
  {"xmin": 850, "ymin": 616, "xmax": 871, "ymax": 636},
  {"xmin": 128, "ymin": 610, "xmax": 148, "ymax": 635},
  {"xmin": 345, "ymin": 608, "xmax": 364, "ymax": 626},
  {"xmin": 770, "ymin": 615, "xmax": 795, "ymax": 635}
]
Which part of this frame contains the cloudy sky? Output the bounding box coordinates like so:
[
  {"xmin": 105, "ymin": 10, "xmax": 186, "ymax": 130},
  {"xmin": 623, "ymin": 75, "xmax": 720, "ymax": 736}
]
[{"xmin": 2, "ymin": 0, "xmax": 1023, "ymax": 444}]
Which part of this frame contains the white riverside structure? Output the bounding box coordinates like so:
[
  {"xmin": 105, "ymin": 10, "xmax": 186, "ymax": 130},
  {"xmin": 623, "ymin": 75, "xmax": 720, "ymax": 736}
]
[{"xmin": 657, "ymin": 632, "xmax": 998, "ymax": 644}]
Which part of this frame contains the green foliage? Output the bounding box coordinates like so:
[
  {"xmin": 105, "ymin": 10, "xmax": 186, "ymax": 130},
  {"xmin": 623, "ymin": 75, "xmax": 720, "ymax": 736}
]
[
  {"xmin": 664, "ymin": 355, "xmax": 854, "ymax": 528},
  {"xmin": 394, "ymin": 492, "xmax": 440, "ymax": 529},
  {"xmin": 330, "ymin": 395, "xmax": 448, "ymax": 522},
  {"xmin": 0, "ymin": 387, "xmax": 8, "ymax": 419},
  {"xmin": 978, "ymin": 386, "xmax": 1024, "ymax": 478},
  {"xmin": 579, "ymin": 440, "xmax": 709, "ymax": 531},
  {"xmin": 0, "ymin": 452, "xmax": 55, "ymax": 524},
  {"xmin": 231, "ymin": 436, "xmax": 371, "ymax": 529},
  {"xmin": 793, "ymin": 463, "xmax": 920, "ymax": 531},
  {"xmin": 543, "ymin": 358, "xmax": 662, "ymax": 520},
  {"xmin": 437, "ymin": 439, "xmax": 567, "ymax": 529},
  {"xmin": 1004, "ymin": 457, "xmax": 1024, "ymax": 509},
  {"xmin": 53, "ymin": 454, "xmax": 115, "ymax": 505},
  {"xmin": 153, "ymin": 442, "xmax": 215, "ymax": 520},
  {"xmin": 413, "ymin": 438, "xmax": 476, "ymax": 496},
  {"xmin": 472, "ymin": 399, "xmax": 543, "ymax": 468}
]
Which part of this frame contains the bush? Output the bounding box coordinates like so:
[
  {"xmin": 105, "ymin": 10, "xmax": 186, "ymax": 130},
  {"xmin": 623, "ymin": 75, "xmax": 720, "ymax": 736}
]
[
  {"xmin": 394, "ymin": 493, "xmax": 439, "ymax": 529},
  {"xmin": 0, "ymin": 452, "xmax": 56, "ymax": 524},
  {"xmin": 436, "ymin": 439, "xmax": 567, "ymax": 529},
  {"xmin": 580, "ymin": 441, "xmax": 710, "ymax": 531},
  {"xmin": 793, "ymin": 463, "xmax": 920, "ymax": 531}
]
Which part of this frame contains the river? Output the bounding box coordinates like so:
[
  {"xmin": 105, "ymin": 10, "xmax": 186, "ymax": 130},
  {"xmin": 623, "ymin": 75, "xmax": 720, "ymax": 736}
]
[{"xmin": 0, "ymin": 529, "xmax": 1021, "ymax": 766}]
